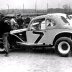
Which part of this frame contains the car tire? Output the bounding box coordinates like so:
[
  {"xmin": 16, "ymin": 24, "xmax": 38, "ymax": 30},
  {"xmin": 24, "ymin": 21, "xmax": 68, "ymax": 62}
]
[{"xmin": 55, "ymin": 37, "xmax": 72, "ymax": 57}]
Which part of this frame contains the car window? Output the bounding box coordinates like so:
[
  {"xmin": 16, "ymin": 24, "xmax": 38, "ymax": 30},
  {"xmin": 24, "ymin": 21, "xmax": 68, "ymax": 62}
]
[
  {"xmin": 69, "ymin": 16, "xmax": 72, "ymax": 19},
  {"xmin": 46, "ymin": 19, "xmax": 56, "ymax": 28},
  {"xmin": 30, "ymin": 18, "xmax": 45, "ymax": 30},
  {"xmin": 61, "ymin": 16, "xmax": 69, "ymax": 23}
]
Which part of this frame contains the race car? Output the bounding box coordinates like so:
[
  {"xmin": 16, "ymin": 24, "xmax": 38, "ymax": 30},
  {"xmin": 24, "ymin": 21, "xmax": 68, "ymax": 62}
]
[{"xmin": 9, "ymin": 13, "xmax": 72, "ymax": 56}]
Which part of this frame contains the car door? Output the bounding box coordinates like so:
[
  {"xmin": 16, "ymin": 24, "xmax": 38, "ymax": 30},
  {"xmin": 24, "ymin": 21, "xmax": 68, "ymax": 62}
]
[
  {"xmin": 26, "ymin": 18, "xmax": 45, "ymax": 44},
  {"xmin": 39, "ymin": 18, "xmax": 57, "ymax": 45}
]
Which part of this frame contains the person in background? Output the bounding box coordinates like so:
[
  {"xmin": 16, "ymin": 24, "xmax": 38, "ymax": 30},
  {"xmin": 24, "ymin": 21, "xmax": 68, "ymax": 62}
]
[
  {"xmin": 10, "ymin": 17, "xmax": 18, "ymax": 30},
  {"xmin": 25, "ymin": 16, "xmax": 31, "ymax": 28},
  {"xmin": 16, "ymin": 14, "xmax": 24, "ymax": 29},
  {"xmin": 0, "ymin": 13, "xmax": 11, "ymax": 56}
]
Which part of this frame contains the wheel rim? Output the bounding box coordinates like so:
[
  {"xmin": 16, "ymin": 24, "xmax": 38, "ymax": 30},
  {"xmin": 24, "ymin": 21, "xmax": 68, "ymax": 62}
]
[{"xmin": 58, "ymin": 41, "xmax": 70, "ymax": 54}]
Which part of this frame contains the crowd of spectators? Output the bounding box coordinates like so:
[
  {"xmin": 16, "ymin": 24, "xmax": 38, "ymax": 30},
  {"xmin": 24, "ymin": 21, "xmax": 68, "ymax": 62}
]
[{"xmin": 5, "ymin": 14, "xmax": 31, "ymax": 30}]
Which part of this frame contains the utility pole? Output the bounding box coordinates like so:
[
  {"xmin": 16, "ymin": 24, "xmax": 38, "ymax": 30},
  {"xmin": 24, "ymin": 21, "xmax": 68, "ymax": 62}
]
[
  {"xmin": 58, "ymin": 0, "xmax": 60, "ymax": 8},
  {"xmin": 7, "ymin": 4, "xmax": 9, "ymax": 14},
  {"xmin": 47, "ymin": 2, "xmax": 48, "ymax": 13},
  {"xmin": 68, "ymin": 4, "xmax": 71, "ymax": 14},
  {"xmin": 58, "ymin": 3, "xmax": 60, "ymax": 8},
  {"xmin": 35, "ymin": 0, "xmax": 37, "ymax": 13},
  {"xmin": 23, "ymin": 4, "xmax": 24, "ymax": 13}
]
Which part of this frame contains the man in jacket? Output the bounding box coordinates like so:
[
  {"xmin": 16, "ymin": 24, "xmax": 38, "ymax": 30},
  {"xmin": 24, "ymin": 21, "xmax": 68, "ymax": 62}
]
[{"xmin": 0, "ymin": 14, "xmax": 12, "ymax": 56}]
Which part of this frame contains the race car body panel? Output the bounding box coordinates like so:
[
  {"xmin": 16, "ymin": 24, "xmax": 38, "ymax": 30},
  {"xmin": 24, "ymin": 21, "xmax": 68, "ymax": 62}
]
[{"xmin": 9, "ymin": 13, "xmax": 72, "ymax": 47}]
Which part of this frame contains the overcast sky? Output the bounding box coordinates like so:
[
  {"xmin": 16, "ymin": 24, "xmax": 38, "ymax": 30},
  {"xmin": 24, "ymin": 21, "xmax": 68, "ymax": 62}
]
[{"xmin": 0, "ymin": 0, "xmax": 72, "ymax": 10}]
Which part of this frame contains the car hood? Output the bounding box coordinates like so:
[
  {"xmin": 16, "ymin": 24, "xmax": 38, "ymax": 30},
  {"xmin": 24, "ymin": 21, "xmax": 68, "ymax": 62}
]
[{"xmin": 10, "ymin": 28, "xmax": 28, "ymax": 34}]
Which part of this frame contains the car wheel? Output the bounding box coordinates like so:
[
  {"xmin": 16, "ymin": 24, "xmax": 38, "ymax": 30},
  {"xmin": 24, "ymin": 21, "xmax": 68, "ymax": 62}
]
[{"xmin": 55, "ymin": 37, "xmax": 72, "ymax": 57}]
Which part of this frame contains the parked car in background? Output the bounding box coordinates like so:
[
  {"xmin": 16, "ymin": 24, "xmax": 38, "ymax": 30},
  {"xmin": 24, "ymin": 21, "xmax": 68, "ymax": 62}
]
[{"xmin": 8, "ymin": 13, "xmax": 72, "ymax": 57}]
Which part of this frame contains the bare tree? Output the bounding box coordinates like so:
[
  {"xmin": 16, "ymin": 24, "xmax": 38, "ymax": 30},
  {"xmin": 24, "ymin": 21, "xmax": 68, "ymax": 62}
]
[{"xmin": 63, "ymin": 4, "xmax": 72, "ymax": 14}]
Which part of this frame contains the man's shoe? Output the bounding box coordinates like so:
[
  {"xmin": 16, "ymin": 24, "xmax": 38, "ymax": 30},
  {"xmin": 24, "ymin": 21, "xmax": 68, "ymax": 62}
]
[
  {"xmin": 5, "ymin": 54, "xmax": 9, "ymax": 57},
  {"xmin": 4, "ymin": 52, "xmax": 9, "ymax": 57}
]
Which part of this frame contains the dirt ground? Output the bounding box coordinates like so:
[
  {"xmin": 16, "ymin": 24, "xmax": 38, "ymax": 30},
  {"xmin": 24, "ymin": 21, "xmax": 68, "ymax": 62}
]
[{"xmin": 0, "ymin": 48, "xmax": 72, "ymax": 72}]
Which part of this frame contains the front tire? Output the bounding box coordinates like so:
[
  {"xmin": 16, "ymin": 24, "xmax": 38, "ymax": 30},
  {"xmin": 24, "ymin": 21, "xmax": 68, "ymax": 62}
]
[{"xmin": 55, "ymin": 37, "xmax": 72, "ymax": 57}]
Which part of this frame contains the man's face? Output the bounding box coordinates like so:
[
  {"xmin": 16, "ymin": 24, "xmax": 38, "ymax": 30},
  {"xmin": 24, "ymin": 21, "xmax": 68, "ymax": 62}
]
[{"xmin": 17, "ymin": 15, "xmax": 21, "ymax": 19}]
